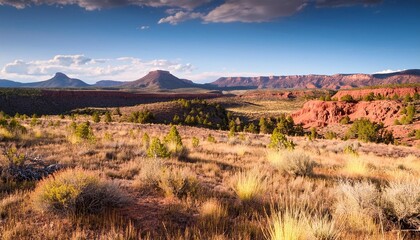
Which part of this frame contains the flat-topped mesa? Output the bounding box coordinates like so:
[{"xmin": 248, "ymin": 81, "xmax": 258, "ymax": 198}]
[{"xmin": 210, "ymin": 70, "xmax": 420, "ymax": 89}]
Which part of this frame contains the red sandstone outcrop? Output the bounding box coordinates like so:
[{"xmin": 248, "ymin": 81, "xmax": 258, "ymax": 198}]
[
  {"xmin": 291, "ymin": 100, "xmax": 403, "ymax": 128},
  {"xmin": 333, "ymin": 87, "xmax": 419, "ymax": 100}
]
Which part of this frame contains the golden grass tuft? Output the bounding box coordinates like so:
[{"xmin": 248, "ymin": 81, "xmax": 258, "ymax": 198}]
[
  {"xmin": 341, "ymin": 155, "xmax": 371, "ymax": 177},
  {"xmin": 231, "ymin": 170, "xmax": 267, "ymax": 202}
]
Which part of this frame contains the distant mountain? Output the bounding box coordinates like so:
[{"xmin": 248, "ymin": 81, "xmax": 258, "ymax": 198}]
[
  {"xmin": 210, "ymin": 69, "xmax": 420, "ymax": 90},
  {"xmin": 122, "ymin": 70, "xmax": 198, "ymax": 89},
  {"xmin": 0, "ymin": 79, "xmax": 23, "ymax": 88},
  {"xmin": 23, "ymin": 72, "xmax": 90, "ymax": 88},
  {"xmin": 92, "ymin": 80, "xmax": 127, "ymax": 88}
]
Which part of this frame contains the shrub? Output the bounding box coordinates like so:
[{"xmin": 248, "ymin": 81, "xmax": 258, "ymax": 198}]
[
  {"xmin": 268, "ymin": 128, "xmax": 295, "ymax": 150},
  {"xmin": 267, "ymin": 150, "xmax": 315, "ymax": 176},
  {"xmin": 32, "ymin": 168, "xmax": 128, "ymax": 215},
  {"xmin": 192, "ymin": 137, "xmax": 200, "ymax": 148},
  {"xmin": 158, "ymin": 167, "xmax": 199, "ymax": 199},
  {"xmin": 104, "ymin": 111, "xmax": 112, "ymax": 123},
  {"xmin": 73, "ymin": 121, "xmax": 95, "ymax": 142},
  {"xmin": 92, "ymin": 111, "xmax": 100, "ymax": 123},
  {"xmin": 334, "ymin": 181, "xmax": 381, "ymax": 233},
  {"xmin": 164, "ymin": 126, "xmax": 183, "ymax": 153},
  {"xmin": 142, "ymin": 132, "xmax": 150, "ymax": 149},
  {"xmin": 345, "ymin": 118, "xmax": 393, "ymax": 144},
  {"xmin": 147, "ymin": 137, "xmax": 170, "ymax": 158},
  {"xmin": 324, "ymin": 131, "xmax": 337, "ymax": 140},
  {"xmin": 129, "ymin": 110, "xmax": 154, "ymax": 124},
  {"xmin": 340, "ymin": 94, "xmax": 355, "ymax": 102},
  {"xmin": 207, "ymin": 134, "xmax": 216, "ymax": 143},
  {"xmin": 364, "ymin": 92, "xmax": 375, "ymax": 101},
  {"xmin": 231, "ymin": 170, "xmax": 266, "ymax": 202},
  {"xmin": 382, "ymin": 179, "xmax": 420, "ymax": 229},
  {"xmin": 132, "ymin": 158, "xmax": 164, "ymax": 189},
  {"xmin": 339, "ymin": 116, "xmax": 350, "ymax": 125}
]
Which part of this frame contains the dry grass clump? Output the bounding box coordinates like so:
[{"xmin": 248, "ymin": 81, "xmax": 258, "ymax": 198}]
[
  {"xmin": 265, "ymin": 208, "xmax": 340, "ymax": 240},
  {"xmin": 132, "ymin": 157, "xmax": 164, "ymax": 189},
  {"xmin": 341, "ymin": 155, "xmax": 371, "ymax": 177},
  {"xmin": 0, "ymin": 192, "xmax": 25, "ymax": 219},
  {"xmin": 31, "ymin": 168, "xmax": 129, "ymax": 215},
  {"xmin": 199, "ymin": 198, "xmax": 228, "ymax": 229},
  {"xmin": 267, "ymin": 150, "xmax": 315, "ymax": 177},
  {"xmin": 334, "ymin": 181, "xmax": 382, "ymax": 233},
  {"xmin": 382, "ymin": 179, "xmax": 420, "ymax": 229},
  {"xmin": 231, "ymin": 170, "xmax": 267, "ymax": 203}
]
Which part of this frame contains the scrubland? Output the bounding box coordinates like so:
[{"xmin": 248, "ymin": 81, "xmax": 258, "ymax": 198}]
[{"xmin": 0, "ymin": 111, "xmax": 419, "ymax": 240}]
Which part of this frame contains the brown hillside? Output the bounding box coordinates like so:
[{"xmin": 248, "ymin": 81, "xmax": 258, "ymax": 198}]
[{"xmin": 122, "ymin": 70, "xmax": 197, "ymax": 89}]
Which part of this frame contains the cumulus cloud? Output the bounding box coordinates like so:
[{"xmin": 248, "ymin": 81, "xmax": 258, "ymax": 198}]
[
  {"xmin": 204, "ymin": 0, "xmax": 307, "ymax": 23},
  {"xmin": 0, "ymin": 0, "xmax": 384, "ymax": 23},
  {"xmin": 0, "ymin": 54, "xmax": 195, "ymax": 82},
  {"xmin": 158, "ymin": 11, "xmax": 204, "ymax": 25}
]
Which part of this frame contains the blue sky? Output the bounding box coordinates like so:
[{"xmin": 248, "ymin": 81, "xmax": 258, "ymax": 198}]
[{"xmin": 0, "ymin": 0, "xmax": 419, "ymax": 83}]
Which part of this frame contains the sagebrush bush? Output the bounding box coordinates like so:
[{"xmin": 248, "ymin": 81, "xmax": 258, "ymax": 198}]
[
  {"xmin": 158, "ymin": 167, "xmax": 199, "ymax": 199},
  {"xmin": 267, "ymin": 150, "xmax": 315, "ymax": 176},
  {"xmin": 32, "ymin": 169, "xmax": 128, "ymax": 215},
  {"xmin": 132, "ymin": 158, "xmax": 164, "ymax": 189},
  {"xmin": 382, "ymin": 179, "xmax": 420, "ymax": 229},
  {"xmin": 334, "ymin": 181, "xmax": 381, "ymax": 233}
]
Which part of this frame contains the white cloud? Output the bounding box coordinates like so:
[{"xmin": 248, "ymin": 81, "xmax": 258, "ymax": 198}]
[
  {"xmin": 204, "ymin": 0, "xmax": 307, "ymax": 23},
  {"xmin": 0, "ymin": 0, "xmax": 210, "ymax": 10},
  {"xmin": 0, "ymin": 55, "xmax": 195, "ymax": 83},
  {"xmin": 374, "ymin": 69, "xmax": 405, "ymax": 74},
  {"xmin": 138, "ymin": 25, "xmax": 150, "ymax": 30},
  {"xmin": 158, "ymin": 11, "xmax": 203, "ymax": 25},
  {"xmin": 0, "ymin": 0, "xmax": 383, "ymax": 23}
]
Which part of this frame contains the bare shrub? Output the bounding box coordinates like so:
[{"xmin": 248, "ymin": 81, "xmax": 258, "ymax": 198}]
[
  {"xmin": 267, "ymin": 150, "xmax": 315, "ymax": 177},
  {"xmin": 382, "ymin": 179, "xmax": 420, "ymax": 229},
  {"xmin": 334, "ymin": 181, "xmax": 382, "ymax": 233}
]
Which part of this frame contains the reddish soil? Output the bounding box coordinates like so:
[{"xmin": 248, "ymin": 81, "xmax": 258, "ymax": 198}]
[{"xmin": 333, "ymin": 87, "xmax": 420, "ymax": 100}]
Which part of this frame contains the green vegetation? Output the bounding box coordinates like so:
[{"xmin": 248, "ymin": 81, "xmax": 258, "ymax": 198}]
[
  {"xmin": 32, "ymin": 169, "xmax": 128, "ymax": 215},
  {"xmin": 129, "ymin": 110, "xmax": 155, "ymax": 124},
  {"xmin": 69, "ymin": 121, "xmax": 95, "ymax": 142},
  {"xmin": 340, "ymin": 94, "xmax": 356, "ymax": 102},
  {"xmin": 340, "ymin": 116, "xmax": 350, "ymax": 125},
  {"xmin": 92, "ymin": 111, "xmax": 100, "ymax": 123},
  {"xmin": 104, "ymin": 111, "xmax": 112, "ymax": 123},
  {"xmin": 345, "ymin": 118, "xmax": 394, "ymax": 144},
  {"xmin": 192, "ymin": 137, "xmax": 200, "ymax": 148},
  {"xmin": 268, "ymin": 128, "xmax": 295, "ymax": 150},
  {"xmin": 147, "ymin": 137, "xmax": 170, "ymax": 158}
]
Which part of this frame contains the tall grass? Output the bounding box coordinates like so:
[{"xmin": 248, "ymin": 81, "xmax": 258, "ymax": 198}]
[{"xmin": 231, "ymin": 170, "xmax": 267, "ymax": 202}]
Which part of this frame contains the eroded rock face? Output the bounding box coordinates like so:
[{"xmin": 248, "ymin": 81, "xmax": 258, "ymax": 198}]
[
  {"xmin": 210, "ymin": 70, "xmax": 420, "ymax": 89},
  {"xmin": 291, "ymin": 100, "xmax": 403, "ymax": 127},
  {"xmin": 333, "ymin": 87, "xmax": 419, "ymax": 100}
]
